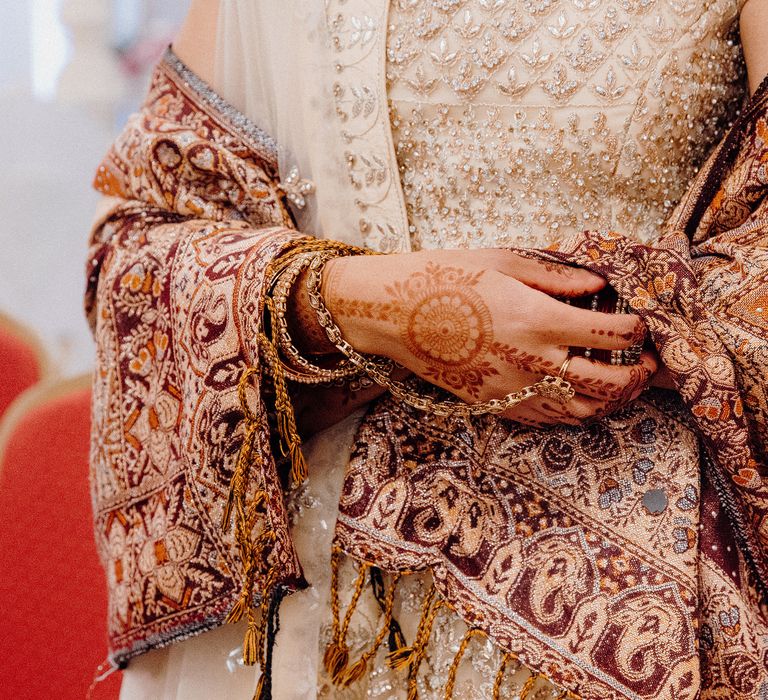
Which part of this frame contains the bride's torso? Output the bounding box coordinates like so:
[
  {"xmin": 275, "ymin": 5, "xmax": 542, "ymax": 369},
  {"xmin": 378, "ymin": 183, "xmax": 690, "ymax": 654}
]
[
  {"xmin": 220, "ymin": 0, "xmax": 747, "ymax": 253},
  {"xmin": 120, "ymin": 3, "xmax": 748, "ymax": 698},
  {"xmin": 384, "ymin": 0, "xmax": 746, "ymax": 250}
]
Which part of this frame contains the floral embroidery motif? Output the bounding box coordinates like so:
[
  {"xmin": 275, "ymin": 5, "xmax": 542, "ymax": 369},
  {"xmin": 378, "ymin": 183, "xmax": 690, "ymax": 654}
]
[{"xmin": 386, "ymin": 0, "xmax": 746, "ymax": 250}]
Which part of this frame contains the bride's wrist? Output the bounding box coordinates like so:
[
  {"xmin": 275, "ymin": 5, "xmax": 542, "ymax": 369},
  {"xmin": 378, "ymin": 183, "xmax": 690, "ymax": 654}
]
[
  {"xmin": 320, "ymin": 256, "xmax": 391, "ymax": 357},
  {"xmin": 285, "ymin": 267, "xmax": 338, "ymax": 355}
]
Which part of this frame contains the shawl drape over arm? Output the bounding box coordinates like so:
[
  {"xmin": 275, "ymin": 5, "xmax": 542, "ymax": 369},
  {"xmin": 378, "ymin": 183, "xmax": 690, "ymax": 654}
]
[{"xmin": 86, "ymin": 56, "xmax": 309, "ymax": 668}]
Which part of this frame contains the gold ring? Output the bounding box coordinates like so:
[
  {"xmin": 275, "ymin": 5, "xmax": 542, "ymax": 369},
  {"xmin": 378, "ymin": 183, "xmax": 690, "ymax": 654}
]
[
  {"xmin": 558, "ymin": 354, "xmax": 573, "ymax": 380},
  {"xmin": 533, "ymin": 372, "xmax": 575, "ymax": 405}
]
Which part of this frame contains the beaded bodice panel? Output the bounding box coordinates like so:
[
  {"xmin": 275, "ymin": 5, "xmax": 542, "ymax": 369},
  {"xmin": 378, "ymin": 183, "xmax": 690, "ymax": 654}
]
[{"xmin": 386, "ymin": 0, "xmax": 746, "ymax": 250}]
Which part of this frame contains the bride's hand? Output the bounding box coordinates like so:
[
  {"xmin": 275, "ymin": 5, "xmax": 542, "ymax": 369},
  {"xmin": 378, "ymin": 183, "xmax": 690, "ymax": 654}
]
[{"xmin": 320, "ymin": 249, "xmax": 656, "ymax": 426}]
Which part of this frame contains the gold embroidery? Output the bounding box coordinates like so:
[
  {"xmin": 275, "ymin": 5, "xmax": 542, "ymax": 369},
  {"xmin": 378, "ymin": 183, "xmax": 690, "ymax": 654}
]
[{"xmin": 386, "ymin": 0, "xmax": 746, "ymax": 251}]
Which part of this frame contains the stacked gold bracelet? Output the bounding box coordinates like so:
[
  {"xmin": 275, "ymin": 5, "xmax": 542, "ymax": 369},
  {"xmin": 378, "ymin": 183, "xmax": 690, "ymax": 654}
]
[{"xmin": 267, "ymin": 250, "xmax": 363, "ymax": 385}]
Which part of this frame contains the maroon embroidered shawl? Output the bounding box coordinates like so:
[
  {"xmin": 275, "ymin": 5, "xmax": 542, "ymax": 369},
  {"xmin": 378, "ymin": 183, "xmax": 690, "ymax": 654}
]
[
  {"xmin": 89, "ymin": 49, "xmax": 768, "ymax": 699},
  {"xmin": 87, "ymin": 53, "xmax": 307, "ymax": 663}
]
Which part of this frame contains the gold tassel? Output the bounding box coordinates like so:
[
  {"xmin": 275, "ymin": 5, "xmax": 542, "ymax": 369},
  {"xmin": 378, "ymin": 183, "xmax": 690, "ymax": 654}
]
[
  {"xmin": 387, "ymin": 583, "xmax": 436, "ymax": 671},
  {"xmin": 222, "ymin": 424, "xmax": 259, "ymax": 528},
  {"xmin": 323, "ymin": 642, "xmax": 350, "ymax": 682},
  {"xmin": 222, "ymin": 368, "xmax": 283, "ymax": 676},
  {"xmin": 261, "ymin": 298, "xmax": 308, "ymax": 486},
  {"xmin": 387, "ymin": 645, "xmax": 417, "ymax": 672},
  {"xmin": 324, "ymin": 551, "xmax": 370, "ymax": 684},
  {"xmin": 243, "ymin": 612, "xmax": 260, "ymax": 666},
  {"xmin": 225, "ymin": 592, "xmax": 250, "ymax": 624},
  {"xmin": 339, "ymin": 657, "xmax": 369, "ymax": 687},
  {"xmin": 406, "ymin": 592, "xmax": 446, "ymax": 700},
  {"xmin": 520, "ymin": 673, "xmax": 545, "ymax": 699},
  {"xmin": 336, "ymin": 572, "xmax": 401, "ymax": 688},
  {"xmin": 324, "ymin": 549, "xmax": 346, "ymax": 679},
  {"xmin": 222, "ymin": 368, "xmax": 261, "ymax": 529},
  {"xmin": 492, "ymin": 653, "xmax": 516, "ymax": 700},
  {"xmin": 288, "ymin": 438, "xmax": 308, "ymax": 485},
  {"xmin": 444, "ymin": 628, "xmax": 485, "ymax": 700}
]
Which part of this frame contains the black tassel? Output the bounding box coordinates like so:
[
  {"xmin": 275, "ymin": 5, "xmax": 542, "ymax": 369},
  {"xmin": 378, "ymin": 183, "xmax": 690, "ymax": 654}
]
[
  {"xmin": 255, "ymin": 587, "xmax": 285, "ymax": 700},
  {"xmin": 369, "ymin": 567, "xmax": 406, "ymax": 652}
]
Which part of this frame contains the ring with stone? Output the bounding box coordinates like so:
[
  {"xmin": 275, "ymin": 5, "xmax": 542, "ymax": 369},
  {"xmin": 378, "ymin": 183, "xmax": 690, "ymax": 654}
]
[{"xmin": 533, "ymin": 355, "xmax": 576, "ymax": 404}]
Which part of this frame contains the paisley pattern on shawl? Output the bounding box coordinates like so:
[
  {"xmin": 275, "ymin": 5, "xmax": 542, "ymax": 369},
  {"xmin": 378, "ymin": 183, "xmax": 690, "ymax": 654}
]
[
  {"xmin": 87, "ymin": 58, "xmax": 307, "ymax": 664},
  {"xmin": 334, "ymin": 77, "xmax": 768, "ymax": 699}
]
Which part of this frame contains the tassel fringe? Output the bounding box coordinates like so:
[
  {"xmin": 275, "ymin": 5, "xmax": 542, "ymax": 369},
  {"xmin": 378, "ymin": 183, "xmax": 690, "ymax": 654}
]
[
  {"xmin": 260, "ymin": 303, "xmax": 308, "ymax": 487},
  {"xmin": 321, "ymin": 555, "xmax": 582, "ymax": 700},
  {"xmin": 336, "ymin": 570, "xmax": 401, "ymax": 688},
  {"xmin": 324, "ymin": 551, "xmax": 405, "ymax": 688},
  {"xmin": 243, "ymin": 610, "xmax": 260, "ymax": 666},
  {"xmin": 221, "ymin": 369, "xmax": 288, "ymax": 700},
  {"xmin": 444, "ymin": 628, "xmax": 485, "ymax": 700},
  {"xmin": 386, "ymin": 583, "xmax": 437, "ymax": 672},
  {"xmin": 324, "ymin": 550, "xmax": 372, "ymax": 684}
]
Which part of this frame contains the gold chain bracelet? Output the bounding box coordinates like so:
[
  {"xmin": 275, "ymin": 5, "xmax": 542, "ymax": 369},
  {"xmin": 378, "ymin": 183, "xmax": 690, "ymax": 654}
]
[
  {"xmin": 305, "ymin": 255, "xmax": 573, "ymax": 417},
  {"xmin": 268, "ymin": 251, "xmax": 364, "ymax": 385}
]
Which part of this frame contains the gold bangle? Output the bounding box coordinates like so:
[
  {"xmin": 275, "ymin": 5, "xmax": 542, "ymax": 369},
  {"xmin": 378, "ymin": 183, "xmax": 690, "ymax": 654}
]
[{"xmin": 268, "ymin": 250, "xmax": 363, "ymax": 385}]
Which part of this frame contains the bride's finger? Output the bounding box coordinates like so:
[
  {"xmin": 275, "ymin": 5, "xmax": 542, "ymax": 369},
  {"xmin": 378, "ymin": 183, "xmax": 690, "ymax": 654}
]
[
  {"xmin": 502, "ymin": 403, "xmax": 563, "ymax": 427},
  {"xmin": 560, "ymin": 352, "xmax": 657, "ymax": 401},
  {"xmin": 537, "ymin": 298, "xmax": 647, "ymax": 350},
  {"xmin": 529, "ymin": 394, "xmax": 612, "ymax": 426},
  {"xmin": 495, "ymin": 251, "xmax": 607, "ymax": 298}
]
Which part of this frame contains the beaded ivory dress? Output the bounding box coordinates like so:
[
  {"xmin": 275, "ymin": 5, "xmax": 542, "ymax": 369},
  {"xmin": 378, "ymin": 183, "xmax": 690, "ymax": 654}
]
[{"xmin": 119, "ymin": 1, "xmax": 750, "ymax": 698}]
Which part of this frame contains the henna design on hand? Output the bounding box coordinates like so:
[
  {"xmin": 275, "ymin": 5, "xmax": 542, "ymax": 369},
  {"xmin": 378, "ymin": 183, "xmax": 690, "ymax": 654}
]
[
  {"xmin": 388, "ymin": 263, "xmax": 498, "ymax": 398},
  {"xmin": 328, "ymin": 260, "xmax": 648, "ymax": 410},
  {"xmin": 332, "ymin": 262, "xmax": 499, "ymax": 398}
]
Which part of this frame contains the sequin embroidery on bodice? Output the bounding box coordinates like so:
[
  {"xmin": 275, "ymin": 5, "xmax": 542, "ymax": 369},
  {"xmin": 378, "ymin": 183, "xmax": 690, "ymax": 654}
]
[{"xmin": 386, "ymin": 0, "xmax": 746, "ymax": 250}]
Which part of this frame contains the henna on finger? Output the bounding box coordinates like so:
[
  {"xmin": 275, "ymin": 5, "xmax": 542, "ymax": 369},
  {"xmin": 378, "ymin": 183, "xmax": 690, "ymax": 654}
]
[
  {"xmin": 603, "ymin": 362, "xmax": 653, "ymax": 414},
  {"xmin": 507, "ymin": 254, "xmax": 606, "ymax": 297},
  {"xmin": 489, "ymin": 342, "xmax": 560, "ymax": 375},
  {"xmin": 537, "ymin": 396, "xmax": 608, "ymax": 423},
  {"xmin": 588, "ymin": 320, "xmax": 647, "ymax": 347},
  {"xmin": 561, "ymin": 356, "xmax": 647, "ymax": 401}
]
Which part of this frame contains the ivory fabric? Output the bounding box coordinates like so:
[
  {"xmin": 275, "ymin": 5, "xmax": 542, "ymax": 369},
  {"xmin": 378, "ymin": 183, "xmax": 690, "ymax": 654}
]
[
  {"xmin": 90, "ymin": 2, "xmax": 768, "ymax": 699},
  {"xmin": 385, "ymin": 0, "xmax": 746, "ymax": 250}
]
